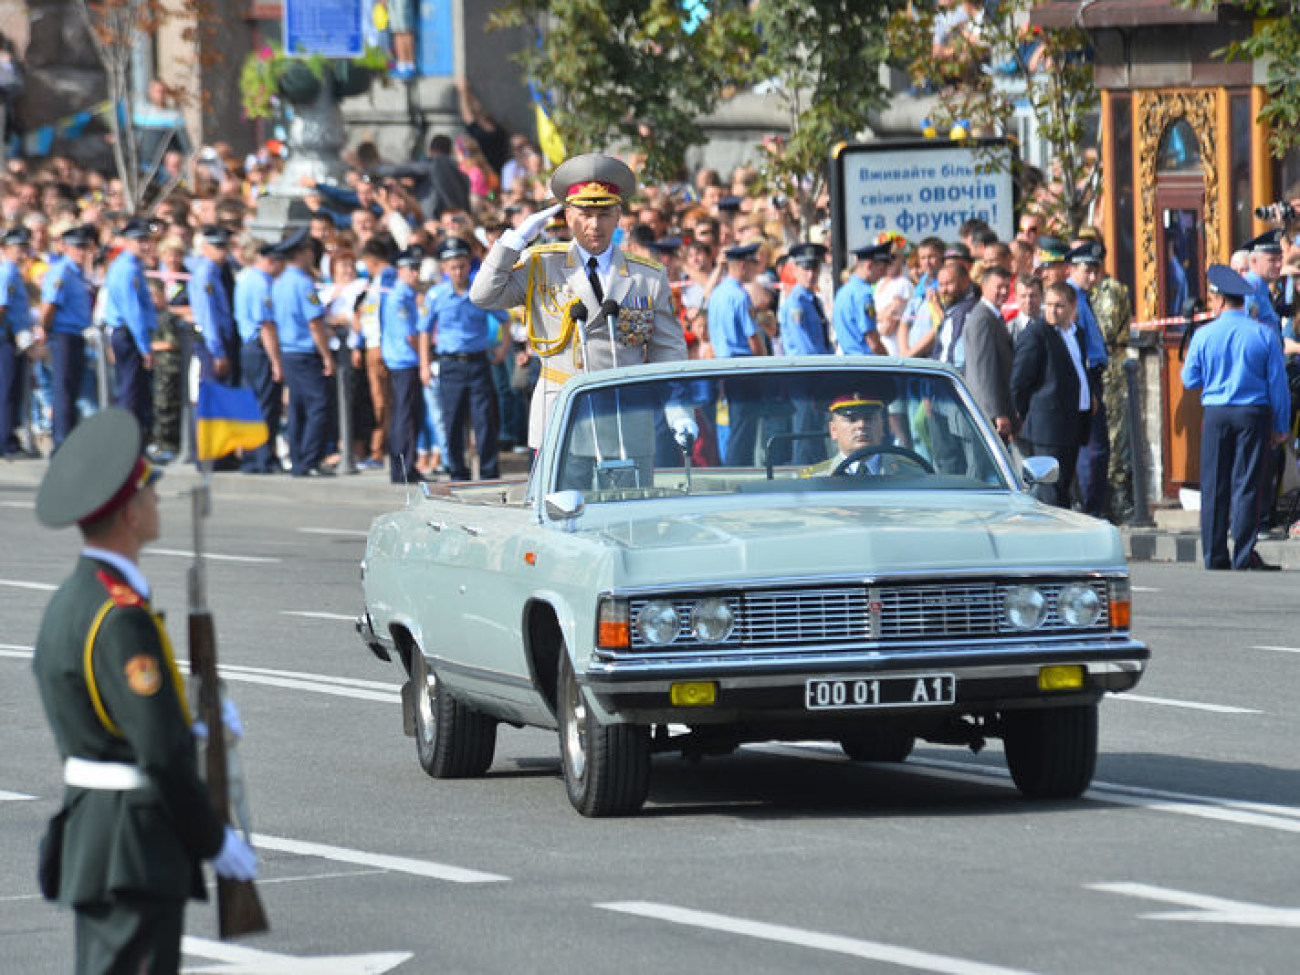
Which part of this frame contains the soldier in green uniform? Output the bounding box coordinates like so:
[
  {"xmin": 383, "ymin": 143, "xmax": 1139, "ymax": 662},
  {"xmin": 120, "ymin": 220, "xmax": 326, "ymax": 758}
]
[
  {"xmin": 147, "ymin": 278, "xmax": 182, "ymax": 462},
  {"xmin": 32, "ymin": 408, "xmax": 256, "ymax": 975}
]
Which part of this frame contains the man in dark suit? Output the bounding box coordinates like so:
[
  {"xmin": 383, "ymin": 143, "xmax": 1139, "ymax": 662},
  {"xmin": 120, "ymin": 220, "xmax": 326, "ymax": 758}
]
[
  {"xmin": 1011, "ymin": 281, "xmax": 1091, "ymax": 508},
  {"xmin": 32, "ymin": 409, "xmax": 256, "ymax": 975},
  {"xmin": 963, "ymin": 265, "xmax": 1015, "ymax": 442}
]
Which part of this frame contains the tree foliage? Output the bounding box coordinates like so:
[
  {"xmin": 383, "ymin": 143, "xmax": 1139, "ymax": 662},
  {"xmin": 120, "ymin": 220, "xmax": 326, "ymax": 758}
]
[
  {"xmin": 886, "ymin": 1, "xmax": 1099, "ymax": 235},
  {"xmin": 489, "ymin": 0, "xmax": 754, "ymax": 184},
  {"xmin": 75, "ymin": 0, "xmax": 220, "ymax": 212},
  {"xmin": 746, "ymin": 0, "xmax": 905, "ymax": 233},
  {"xmin": 1177, "ymin": 0, "xmax": 1300, "ymax": 159}
]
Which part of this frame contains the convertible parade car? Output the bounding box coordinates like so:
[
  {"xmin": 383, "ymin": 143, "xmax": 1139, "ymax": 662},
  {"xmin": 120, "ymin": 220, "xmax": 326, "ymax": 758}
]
[{"xmin": 357, "ymin": 357, "xmax": 1148, "ymax": 816}]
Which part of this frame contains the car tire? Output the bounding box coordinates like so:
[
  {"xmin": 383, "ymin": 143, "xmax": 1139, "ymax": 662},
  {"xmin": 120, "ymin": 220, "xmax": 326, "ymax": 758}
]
[
  {"xmin": 1002, "ymin": 704, "xmax": 1098, "ymax": 799},
  {"xmin": 412, "ymin": 646, "xmax": 497, "ymax": 778},
  {"xmin": 557, "ymin": 652, "xmax": 650, "ymax": 817},
  {"xmin": 839, "ymin": 729, "xmax": 915, "ymax": 763}
]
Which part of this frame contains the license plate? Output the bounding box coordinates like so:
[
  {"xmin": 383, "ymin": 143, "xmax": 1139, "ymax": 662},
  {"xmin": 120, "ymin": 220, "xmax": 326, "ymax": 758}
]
[{"xmin": 805, "ymin": 674, "xmax": 956, "ymax": 710}]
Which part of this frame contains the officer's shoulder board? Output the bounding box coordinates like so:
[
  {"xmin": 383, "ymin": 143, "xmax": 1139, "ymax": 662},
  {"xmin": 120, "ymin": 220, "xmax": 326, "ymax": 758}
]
[
  {"xmin": 95, "ymin": 569, "xmax": 144, "ymax": 609},
  {"xmin": 626, "ymin": 253, "xmax": 664, "ymax": 273}
]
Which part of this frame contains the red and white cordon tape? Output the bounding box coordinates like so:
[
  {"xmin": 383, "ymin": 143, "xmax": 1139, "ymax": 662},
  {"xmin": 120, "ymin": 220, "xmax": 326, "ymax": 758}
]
[{"xmin": 1129, "ymin": 310, "xmax": 1216, "ymax": 332}]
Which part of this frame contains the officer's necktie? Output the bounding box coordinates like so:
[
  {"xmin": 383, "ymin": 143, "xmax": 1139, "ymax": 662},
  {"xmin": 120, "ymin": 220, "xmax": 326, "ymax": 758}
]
[
  {"xmin": 812, "ymin": 294, "xmax": 829, "ymax": 348},
  {"xmin": 586, "ymin": 256, "xmax": 604, "ymax": 303}
]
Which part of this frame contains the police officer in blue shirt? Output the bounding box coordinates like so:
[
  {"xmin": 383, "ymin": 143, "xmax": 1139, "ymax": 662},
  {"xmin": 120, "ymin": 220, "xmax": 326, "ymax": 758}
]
[
  {"xmin": 0, "ymin": 225, "xmax": 31, "ymax": 456},
  {"xmin": 1182, "ymin": 264, "xmax": 1290, "ymax": 571},
  {"xmin": 706, "ymin": 242, "xmax": 767, "ymax": 465},
  {"xmin": 191, "ymin": 225, "xmax": 239, "ymax": 386},
  {"xmin": 39, "ymin": 224, "xmax": 96, "ymax": 449},
  {"xmin": 780, "ymin": 242, "xmax": 832, "ymax": 463},
  {"xmin": 235, "ymin": 239, "xmax": 284, "ymax": 473},
  {"xmin": 382, "ymin": 244, "xmax": 428, "ymax": 483},
  {"xmin": 271, "ymin": 229, "xmax": 335, "ymax": 477},
  {"xmin": 103, "ymin": 218, "xmax": 159, "ymax": 432},
  {"xmin": 423, "ymin": 237, "xmax": 504, "ymax": 481},
  {"xmin": 833, "ymin": 241, "xmax": 890, "ymax": 356},
  {"xmin": 1241, "ymin": 229, "xmax": 1285, "ymax": 331}
]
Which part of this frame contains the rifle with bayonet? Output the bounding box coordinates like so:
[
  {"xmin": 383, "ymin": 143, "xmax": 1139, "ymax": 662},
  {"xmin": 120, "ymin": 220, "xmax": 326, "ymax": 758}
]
[{"xmin": 189, "ymin": 482, "xmax": 269, "ymax": 938}]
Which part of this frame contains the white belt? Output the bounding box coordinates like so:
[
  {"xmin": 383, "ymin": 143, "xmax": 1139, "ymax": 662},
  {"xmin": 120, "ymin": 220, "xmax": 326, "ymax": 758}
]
[{"xmin": 64, "ymin": 757, "xmax": 149, "ymax": 791}]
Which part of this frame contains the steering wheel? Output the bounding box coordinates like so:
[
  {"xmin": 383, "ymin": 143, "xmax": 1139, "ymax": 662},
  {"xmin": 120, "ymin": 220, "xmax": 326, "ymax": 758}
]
[{"xmin": 832, "ymin": 444, "xmax": 935, "ymax": 477}]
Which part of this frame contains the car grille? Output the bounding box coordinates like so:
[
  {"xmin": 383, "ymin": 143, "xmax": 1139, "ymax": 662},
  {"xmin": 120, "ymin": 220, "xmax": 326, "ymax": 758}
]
[{"xmin": 626, "ymin": 580, "xmax": 1110, "ymax": 651}]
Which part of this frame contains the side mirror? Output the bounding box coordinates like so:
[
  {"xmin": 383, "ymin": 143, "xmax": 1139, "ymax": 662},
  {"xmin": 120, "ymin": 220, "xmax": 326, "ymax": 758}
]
[
  {"xmin": 544, "ymin": 490, "xmax": 585, "ymax": 523},
  {"xmin": 1021, "ymin": 456, "xmax": 1059, "ymax": 486}
]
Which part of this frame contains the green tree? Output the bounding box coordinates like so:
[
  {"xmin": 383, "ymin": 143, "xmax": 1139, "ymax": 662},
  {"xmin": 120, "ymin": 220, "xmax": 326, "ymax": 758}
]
[
  {"xmin": 489, "ymin": 0, "xmax": 754, "ymax": 184},
  {"xmin": 1177, "ymin": 0, "xmax": 1300, "ymax": 159},
  {"xmin": 745, "ymin": 0, "xmax": 908, "ymax": 235},
  {"xmin": 886, "ymin": 1, "xmax": 1099, "ymax": 234}
]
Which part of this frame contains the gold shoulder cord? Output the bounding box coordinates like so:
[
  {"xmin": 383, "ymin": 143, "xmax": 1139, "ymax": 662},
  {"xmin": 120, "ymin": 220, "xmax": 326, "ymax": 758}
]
[
  {"xmin": 82, "ymin": 602, "xmax": 193, "ymax": 736},
  {"xmin": 525, "ymin": 252, "xmax": 581, "ymax": 361}
]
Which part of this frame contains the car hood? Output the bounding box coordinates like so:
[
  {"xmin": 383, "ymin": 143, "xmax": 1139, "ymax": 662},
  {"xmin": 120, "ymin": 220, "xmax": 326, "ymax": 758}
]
[{"xmin": 588, "ymin": 495, "xmax": 1122, "ymax": 584}]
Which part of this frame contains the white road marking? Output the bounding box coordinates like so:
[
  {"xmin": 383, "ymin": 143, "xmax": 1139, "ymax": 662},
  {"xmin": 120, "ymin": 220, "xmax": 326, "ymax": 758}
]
[
  {"xmin": 219, "ymin": 663, "xmax": 401, "ymax": 702},
  {"xmin": 1251, "ymin": 645, "xmax": 1300, "ymax": 654},
  {"xmin": 148, "ymin": 548, "xmax": 280, "ymax": 564},
  {"xmin": 298, "ymin": 527, "xmax": 369, "ymax": 538},
  {"xmin": 1090, "ymin": 883, "xmax": 1300, "ymax": 928},
  {"xmin": 181, "ymin": 935, "xmax": 410, "ymax": 974},
  {"xmin": 0, "ymin": 500, "xmax": 33, "ymax": 509},
  {"xmin": 281, "ymin": 610, "xmax": 356, "ymax": 622},
  {"xmin": 0, "ymin": 578, "xmax": 56, "ymax": 591},
  {"xmin": 598, "ymin": 901, "xmax": 1040, "ymax": 975},
  {"xmin": 251, "ymin": 833, "xmax": 508, "ymax": 884},
  {"xmin": 1113, "ymin": 693, "xmax": 1259, "ymax": 714},
  {"xmin": 0, "ymin": 789, "xmax": 35, "ymax": 801},
  {"xmin": 1131, "ymin": 586, "xmax": 1160, "ymax": 593},
  {"xmin": 0, "ymin": 644, "xmax": 33, "ymax": 657}
]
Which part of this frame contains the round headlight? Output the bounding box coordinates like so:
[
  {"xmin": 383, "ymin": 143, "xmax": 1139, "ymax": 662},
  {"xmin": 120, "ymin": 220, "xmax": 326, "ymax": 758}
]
[
  {"xmin": 636, "ymin": 600, "xmax": 680, "ymax": 645},
  {"xmin": 691, "ymin": 597, "xmax": 735, "ymax": 643},
  {"xmin": 1005, "ymin": 586, "xmax": 1047, "ymax": 630},
  {"xmin": 1058, "ymin": 583, "xmax": 1102, "ymax": 627}
]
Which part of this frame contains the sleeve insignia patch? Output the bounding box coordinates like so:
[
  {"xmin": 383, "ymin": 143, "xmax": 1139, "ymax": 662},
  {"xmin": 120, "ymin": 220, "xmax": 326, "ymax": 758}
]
[
  {"xmin": 124, "ymin": 654, "xmax": 163, "ymax": 696},
  {"xmin": 307, "ymin": 291, "xmax": 321, "ymax": 305}
]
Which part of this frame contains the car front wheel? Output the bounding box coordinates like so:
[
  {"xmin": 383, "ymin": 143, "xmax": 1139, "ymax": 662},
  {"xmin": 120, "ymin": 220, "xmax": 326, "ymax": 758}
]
[
  {"xmin": 1002, "ymin": 703, "xmax": 1098, "ymax": 799},
  {"xmin": 557, "ymin": 652, "xmax": 650, "ymax": 816},
  {"xmin": 412, "ymin": 645, "xmax": 497, "ymax": 778}
]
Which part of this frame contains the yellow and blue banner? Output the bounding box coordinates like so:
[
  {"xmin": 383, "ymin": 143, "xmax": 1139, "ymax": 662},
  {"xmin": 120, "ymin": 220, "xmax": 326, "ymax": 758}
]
[{"xmin": 195, "ymin": 381, "xmax": 268, "ymax": 463}]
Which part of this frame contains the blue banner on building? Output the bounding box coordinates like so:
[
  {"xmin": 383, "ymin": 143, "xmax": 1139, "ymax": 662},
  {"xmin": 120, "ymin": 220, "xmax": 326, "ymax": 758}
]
[
  {"xmin": 418, "ymin": 0, "xmax": 454, "ymax": 76},
  {"xmin": 284, "ymin": 0, "xmax": 364, "ymax": 58}
]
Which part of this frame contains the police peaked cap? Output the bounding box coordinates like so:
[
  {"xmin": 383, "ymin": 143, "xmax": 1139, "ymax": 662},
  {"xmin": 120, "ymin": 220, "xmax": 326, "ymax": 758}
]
[
  {"xmin": 61, "ymin": 224, "xmax": 96, "ymax": 247},
  {"xmin": 788, "ymin": 242, "xmax": 827, "ymax": 267},
  {"xmin": 723, "ymin": 242, "xmax": 761, "ymax": 262},
  {"xmin": 648, "ymin": 235, "xmax": 683, "ymax": 255},
  {"xmin": 198, "ymin": 224, "xmax": 231, "ymax": 247},
  {"xmin": 1206, "ymin": 263, "xmax": 1253, "ymax": 299},
  {"xmin": 120, "ymin": 217, "xmax": 157, "ymax": 240},
  {"xmin": 435, "ymin": 237, "xmax": 472, "ymax": 262},
  {"xmin": 1244, "ymin": 229, "xmax": 1283, "ymax": 254},
  {"xmin": 274, "ymin": 227, "xmax": 311, "ymax": 256},
  {"xmin": 395, "ymin": 245, "xmax": 426, "ymax": 268},
  {"xmin": 717, "ymin": 196, "xmax": 744, "ymax": 213},
  {"xmin": 943, "ymin": 242, "xmax": 973, "ymax": 263},
  {"xmin": 1066, "ymin": 241, "xmax": 1105, "ymax": 265},
  {"xmin": 36, "ymin": 408, "xmax": 162, "ymax": 529},
  {"xmin": 1034, "ymin": 236, "xmax": 1068, "ymax": 265},
  {"xmin": 550, "ymin": 153, "xmax": 636, "ymax": 207},
  {"xmin": 852, "ymin": 241, "xmax": 893, "ymax": 262},
  {"xmin": 1, "ymin": 225, "xmax": 30, "ymax": 246}
]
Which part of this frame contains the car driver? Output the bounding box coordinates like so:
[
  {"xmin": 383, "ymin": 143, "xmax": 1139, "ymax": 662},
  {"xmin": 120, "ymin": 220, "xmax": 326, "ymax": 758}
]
[{"xmin": 801, "ymin": 392, "xmax": 910, "ymax": 477}]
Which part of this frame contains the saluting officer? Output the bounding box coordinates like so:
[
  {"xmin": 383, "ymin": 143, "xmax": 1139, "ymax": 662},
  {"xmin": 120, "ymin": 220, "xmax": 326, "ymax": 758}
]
[
  {"xmin": 0, "ymin": 225, "xmax": 32, "ymax": 457},
  {"xmin": 781, "ymin": 242, "xmax": 832, "ymax": 464},
  {"xmin": 1181, "ymin": 264, "xmax": 1290, "ymax": 571},
  {"xmin": 39, "ymin": 224, "xmax": 96, "ymax": 449},
  {"xmin": 103, "ymin": 218, "xmax": 158, "ymax": 431},
  {"xmin": 425, "ymin": 236, "xmax": 506, "ymax": 481},
  {"xmin": 272, "ymin": 229, "xmax": 335, "ymax": 477},
  {"xmin": 381, "ymin": 245, "xmax": 428, "ymax": 484},
  {"xmin": 833, "ymin": 241, "xmax": 891, "ymax": 356},
  {"xmin": 32, "ymin": 408, "xmax": 257, "ymax": 975},
  {"xmin": 190, "ymin": 226, "xmax": 239, "ymax": 386},
  {"xmin": 468, "ymin": 152, "xmax": 692, "ymax": 451},
  {"xmin": 235, "ymin": 239, "xmax": 284, "ymax": 474}
]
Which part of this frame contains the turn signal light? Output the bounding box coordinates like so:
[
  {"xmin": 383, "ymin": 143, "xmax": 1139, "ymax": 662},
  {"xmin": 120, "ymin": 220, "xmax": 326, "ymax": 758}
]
[
  {"xmin": 1038, "ymin": 665, "xmax": 1084, "ymax": 692},
  {"xmin": 596, "ymin": 598, "xmax": 630, "ymax": 649},
  {"xmin": 1109, "ymin": 599, "xmax": 1131, "ymax": 629},
  {"xmin": 670, "ymin": 681, "xmax": 717, "ymax": 706}
]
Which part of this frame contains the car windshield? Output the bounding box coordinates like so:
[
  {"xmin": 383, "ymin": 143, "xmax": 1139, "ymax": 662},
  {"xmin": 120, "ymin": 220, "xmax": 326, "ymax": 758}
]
[{"xmin": 553, "ymin": 367, "xmax": 1010, "ymax": 503}]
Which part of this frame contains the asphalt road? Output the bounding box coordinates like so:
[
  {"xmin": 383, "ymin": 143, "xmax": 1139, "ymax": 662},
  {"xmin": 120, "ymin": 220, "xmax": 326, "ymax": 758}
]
[{"xmin": 2, "ymin": 462, "xmax": 1298, "ymax": 975}]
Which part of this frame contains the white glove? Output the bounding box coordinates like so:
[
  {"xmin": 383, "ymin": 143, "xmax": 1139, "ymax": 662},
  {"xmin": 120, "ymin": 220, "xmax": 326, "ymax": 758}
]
[
  {"xmin": 500, "ymin": 203, "xmax": 563, "ymax": 251},
  {"xmin": 672, "ymin": 416, "xmax": 699, "ymax": 449},
  {"xmin": 192, "ymin": 696, "xmax": 243, "ymax": 743},
  {"xmin": 211, "ymin": 825, "xmax": 257, "ymax": 881}
]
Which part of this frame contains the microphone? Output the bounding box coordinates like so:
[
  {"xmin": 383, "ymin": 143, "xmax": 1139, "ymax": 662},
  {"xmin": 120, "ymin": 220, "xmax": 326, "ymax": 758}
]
[
  {"xmin": 571, "ymin": 303, "xmax": 588, "ymax": 323},
  {"xmin": 598, "ymin": 299, "xmax": 620, "ymax": 322}
]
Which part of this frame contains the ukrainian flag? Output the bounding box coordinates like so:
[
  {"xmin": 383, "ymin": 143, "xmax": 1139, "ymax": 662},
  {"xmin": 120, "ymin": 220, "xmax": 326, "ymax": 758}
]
[{"xmin": 195, "ymin": 382, "xmax": 268, "ymax": 462}]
